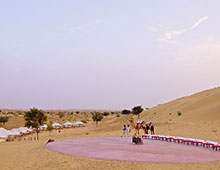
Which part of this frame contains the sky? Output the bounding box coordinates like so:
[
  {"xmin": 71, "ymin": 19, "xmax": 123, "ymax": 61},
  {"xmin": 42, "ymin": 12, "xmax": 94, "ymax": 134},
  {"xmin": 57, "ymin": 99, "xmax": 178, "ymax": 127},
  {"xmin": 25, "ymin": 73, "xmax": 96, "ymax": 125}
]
[{"xmin": 0, "ymin": 0, "xmax": 220, "ymax": 110}]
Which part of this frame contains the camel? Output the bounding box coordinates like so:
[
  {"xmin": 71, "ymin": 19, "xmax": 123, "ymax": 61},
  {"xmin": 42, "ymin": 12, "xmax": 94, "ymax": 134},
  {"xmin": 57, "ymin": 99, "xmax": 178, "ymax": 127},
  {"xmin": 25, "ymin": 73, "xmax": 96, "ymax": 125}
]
[
  {"xmin": 141, "ymin": 121, "xmax": 155, "ymax": 135},
  {"xmin": 129, "ymin": 120, "xmax": 145, "ymax": 134},
  {"xmin": 129, "ymin": 120, "xmax": 155, "ymax": 135}
]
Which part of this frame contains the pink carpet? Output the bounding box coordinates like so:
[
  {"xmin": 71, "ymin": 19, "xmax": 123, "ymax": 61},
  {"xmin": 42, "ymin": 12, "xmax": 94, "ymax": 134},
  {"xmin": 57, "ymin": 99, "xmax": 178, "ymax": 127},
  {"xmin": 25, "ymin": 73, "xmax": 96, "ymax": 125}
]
[{"xmin": 46, "ymin": 137, "xmax": 220, "ymax": 163}]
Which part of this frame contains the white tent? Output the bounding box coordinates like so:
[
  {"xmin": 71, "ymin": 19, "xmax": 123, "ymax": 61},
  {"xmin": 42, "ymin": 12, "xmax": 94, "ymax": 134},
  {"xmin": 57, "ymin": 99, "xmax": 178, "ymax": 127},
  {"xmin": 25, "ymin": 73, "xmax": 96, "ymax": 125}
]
[
  {"xmin": 52, "ymin": 123, "xmax": 62, "ymax": 128},
  {"xmin": 39, "ymin": 124, "xmax": 48, "ymax": 131},
  {"xmin": 0, "ymin": 128, "xmax": 10, "ymax": 139},
  {"xmin": 10, "ymin": 129, "xmax": 21, "ymax": 136},
  {"xmin": 73, "ymin": 121, "xmax": 84, "ymax": 127},
  {"xmin": 0, "ymin": 128, "xmax": 8, "ymax": 142},
  {"xmin": 18, "ymin": 127, "xmax": 30, "ymax": 134},
  {"xmin": 0, "ymin": 128, "xmax": 17, "ymax": 142},
  {"xmin": 63, "ymin": 122, "xmax": 73, "ymax": 128},
  {"xmin": 10, "ymin": 127, "xmax": 32, "ymax": 135}
]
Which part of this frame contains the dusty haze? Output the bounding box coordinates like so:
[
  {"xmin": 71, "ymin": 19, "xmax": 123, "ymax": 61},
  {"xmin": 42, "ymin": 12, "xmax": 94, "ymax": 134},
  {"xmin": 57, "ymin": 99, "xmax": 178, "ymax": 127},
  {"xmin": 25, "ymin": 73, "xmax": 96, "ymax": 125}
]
[{"xmin": 0, "ymin": 1, "xmax": 220, "ymax": 110}]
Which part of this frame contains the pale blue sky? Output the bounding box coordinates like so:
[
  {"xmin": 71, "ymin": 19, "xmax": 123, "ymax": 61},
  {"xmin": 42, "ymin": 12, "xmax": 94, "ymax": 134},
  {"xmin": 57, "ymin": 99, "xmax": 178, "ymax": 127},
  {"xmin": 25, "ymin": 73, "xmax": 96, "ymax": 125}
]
[{"xmin": 0, "ymin": 1, "xmax": 220, "ymax": 110}]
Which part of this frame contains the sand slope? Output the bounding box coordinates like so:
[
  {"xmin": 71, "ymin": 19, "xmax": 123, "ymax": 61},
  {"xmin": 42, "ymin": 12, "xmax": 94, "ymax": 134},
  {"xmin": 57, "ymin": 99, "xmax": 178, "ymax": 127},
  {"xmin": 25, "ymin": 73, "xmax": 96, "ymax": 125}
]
[{"xmin": 141, "ymin": 87, "xmax": 220, "ymax": 122}]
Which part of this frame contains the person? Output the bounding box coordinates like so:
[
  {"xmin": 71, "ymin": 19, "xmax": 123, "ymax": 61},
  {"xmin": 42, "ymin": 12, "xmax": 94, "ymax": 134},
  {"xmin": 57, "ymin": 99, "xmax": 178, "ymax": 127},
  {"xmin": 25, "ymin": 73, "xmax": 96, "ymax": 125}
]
[
  {"xmin": 146, "ymin": 123, "xmax": 150, "ymax": 134},
  {"xmin": 132, "ymin": 133, "xmax": 143, "ymax": 145},
  {"xmin": 121, "ymin": 125, "xmax": 126, "ymax": 137},
  {"xmin": 149, "ymin": 122, "xmax": 155, "ymax": 135},
  {"xmin": 126, "ymin": 125, "xmax": 131, "ymax": 137},
  {"xmin": 132, "ymin": 133, "xmax": 138, "ymax": 144}
]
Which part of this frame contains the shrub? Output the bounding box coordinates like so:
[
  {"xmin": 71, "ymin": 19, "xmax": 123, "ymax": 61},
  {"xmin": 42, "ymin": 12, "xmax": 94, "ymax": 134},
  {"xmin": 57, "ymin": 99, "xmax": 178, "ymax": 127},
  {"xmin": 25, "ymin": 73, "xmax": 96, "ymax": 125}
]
[
  {"xmin": 58, "ymin": 112, "xmax": 65, "ymax": 119},
  {"xmin": 81, "ymin": 119, "xmax": 87, "ymax": 123},
  {"xmin": 177, "ymin": 111, "xmax": 182, "ymax": 116},
  {"xmin": 0, "ymin": 116, "xmax": 9, "ymax": 125},
  {"xmin": 122, "ymin": 109, "xmax": 131, "ymax": 115},
  {"xmin": 103, "ymin": 112, "xmax": 109, "ymax": 116}
]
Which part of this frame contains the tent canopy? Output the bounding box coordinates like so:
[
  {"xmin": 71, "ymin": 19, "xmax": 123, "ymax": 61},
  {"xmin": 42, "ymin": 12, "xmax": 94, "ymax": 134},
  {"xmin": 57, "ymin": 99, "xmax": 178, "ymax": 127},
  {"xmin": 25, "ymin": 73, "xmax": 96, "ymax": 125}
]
[
  {"xmin": 18, "ymin": 127, "xmax": 32, "ymax": 134},
  {"xmin": 0, "ymin": 128, "xmax": 17, "ymax": 138},
  {"xmin": 74, "ymin": 121, "xmax": 84, "ymax": 127},
  {"xmin": 10, "ymin": 129, "xmax": 21, "ymax": 136},
  {"xmin": 52, "ymin": 123, "xmax": 62, "ymax": 128},
  {"xmin": 63, "ymin": 122, "xmax": 73, "ymax": 127},
  {"xmin": 39, "ymin": 124, "xmax": 48, "ymax": 130},
  {"xmin": 63, "ymin": 122, "xmax": 73, "ymax": 125}
]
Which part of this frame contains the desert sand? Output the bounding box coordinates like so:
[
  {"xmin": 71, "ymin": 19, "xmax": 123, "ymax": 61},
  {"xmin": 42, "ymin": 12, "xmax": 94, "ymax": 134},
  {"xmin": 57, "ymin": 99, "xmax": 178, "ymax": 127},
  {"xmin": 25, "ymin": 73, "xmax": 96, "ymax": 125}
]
[{"xmin": 1, "ymin": 87, "xmax": 220, "ymax": 170}]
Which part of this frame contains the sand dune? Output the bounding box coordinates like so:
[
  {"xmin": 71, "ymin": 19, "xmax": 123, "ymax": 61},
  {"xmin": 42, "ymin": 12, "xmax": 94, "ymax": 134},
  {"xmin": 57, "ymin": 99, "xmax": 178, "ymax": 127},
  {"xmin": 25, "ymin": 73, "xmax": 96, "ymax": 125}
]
[
  {"xmin": 1, "ymin": 87, "xmax": 220, "ymax": 170},
  {"xmin": 141, "ymin": 87, "xmax": 220, "ymax": 122}
]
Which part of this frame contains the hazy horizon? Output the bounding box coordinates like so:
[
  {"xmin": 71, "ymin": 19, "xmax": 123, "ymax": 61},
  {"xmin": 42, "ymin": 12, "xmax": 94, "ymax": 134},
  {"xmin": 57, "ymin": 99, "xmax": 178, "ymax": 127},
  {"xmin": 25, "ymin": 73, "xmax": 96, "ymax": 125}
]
[{"xmin": 1, "ymin": 1, "xmax": 220, "ymax": 110}]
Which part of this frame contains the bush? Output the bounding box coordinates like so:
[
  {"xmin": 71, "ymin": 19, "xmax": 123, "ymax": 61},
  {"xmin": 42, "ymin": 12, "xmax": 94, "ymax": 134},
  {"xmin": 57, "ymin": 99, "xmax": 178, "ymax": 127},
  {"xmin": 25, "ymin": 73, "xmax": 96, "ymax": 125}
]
[
  {"xmin": 58, "ymin": 112, "xmax": 65, "ymax": 119},
  {"xmin": 103, "ymin": 112, "xmax": 109, "ymax": 116},
  {"xmin": 76, "ymin": 111, "xmax": 80, "ymax": 114},
  {"xmin": 177, "ymin": 111, "xmax": 182, "ymax": 116},
  {"xmin": 0, "ymin": 116, "xmax": 9, "ymax": 125},
  {"xmin": 81, "ymin": 119, "xmax": 87, "ymax": 123},
  {"xmin": 122, "ymin": 109, "xmax": 131, "ymax": 115}
]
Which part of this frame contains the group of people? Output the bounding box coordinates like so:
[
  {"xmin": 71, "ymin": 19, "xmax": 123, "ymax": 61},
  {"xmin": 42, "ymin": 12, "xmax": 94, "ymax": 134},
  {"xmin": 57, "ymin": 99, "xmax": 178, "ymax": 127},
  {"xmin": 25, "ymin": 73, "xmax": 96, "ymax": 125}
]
[
  {"xmin": 121, "ymin": 124, "xmax": 131, "ymax": 137},
  {"xmin": 144, "ymin": 121, "xmax": 155, "ymax": 135},
  {"xmin": 121, "ymin": 121, "xmax": 155, "ymax": 138}
]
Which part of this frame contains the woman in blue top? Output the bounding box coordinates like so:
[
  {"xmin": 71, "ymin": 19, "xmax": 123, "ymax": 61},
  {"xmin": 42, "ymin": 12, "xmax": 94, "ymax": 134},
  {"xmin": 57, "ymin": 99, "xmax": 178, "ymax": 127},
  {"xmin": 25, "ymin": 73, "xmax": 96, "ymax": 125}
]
[{"xmin": 121, "ymin": 125, "xmax": 126, "ymax": 137}]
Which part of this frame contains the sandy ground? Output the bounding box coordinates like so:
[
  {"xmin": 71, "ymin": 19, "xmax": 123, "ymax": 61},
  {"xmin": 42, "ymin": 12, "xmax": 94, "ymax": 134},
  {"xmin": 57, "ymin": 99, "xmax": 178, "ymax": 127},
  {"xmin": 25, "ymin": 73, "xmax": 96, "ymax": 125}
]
[
  {"xmin": 46, "ymin": 137, "xmax": 220, "ymax": 163},
  {"xmin": 1, "ymin": 120, "xmax": 220, "ymax": 170},
  {"xmin": 1, "ymin": 87, "xmax": 220, "ymax": 170}
]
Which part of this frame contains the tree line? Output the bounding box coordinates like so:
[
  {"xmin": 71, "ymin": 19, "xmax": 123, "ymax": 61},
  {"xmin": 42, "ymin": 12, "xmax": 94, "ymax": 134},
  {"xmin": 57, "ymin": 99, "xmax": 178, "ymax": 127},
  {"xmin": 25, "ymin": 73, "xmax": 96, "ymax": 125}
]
[{"xmin": 122, "ymin": 106, "xmax": 144, "ymax": 118}]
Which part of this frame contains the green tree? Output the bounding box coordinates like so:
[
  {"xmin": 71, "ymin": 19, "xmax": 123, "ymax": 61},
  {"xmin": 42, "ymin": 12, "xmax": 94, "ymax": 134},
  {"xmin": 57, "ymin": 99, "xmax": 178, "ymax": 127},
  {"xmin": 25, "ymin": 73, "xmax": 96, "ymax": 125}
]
[
  {"xmin": 0, "ymin": 116, "xmax": 9, "ymax": 126},
  {"xmin": 132, "ymin": 106, "xmax": 144, "ymax": 118},
  {"xmin": 24, "ymin": 108, "xmax": 47, "ymax": 140},
  {"xmin": 92, "ymin": 112, "xmax": 103, "ymax": 126}
]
